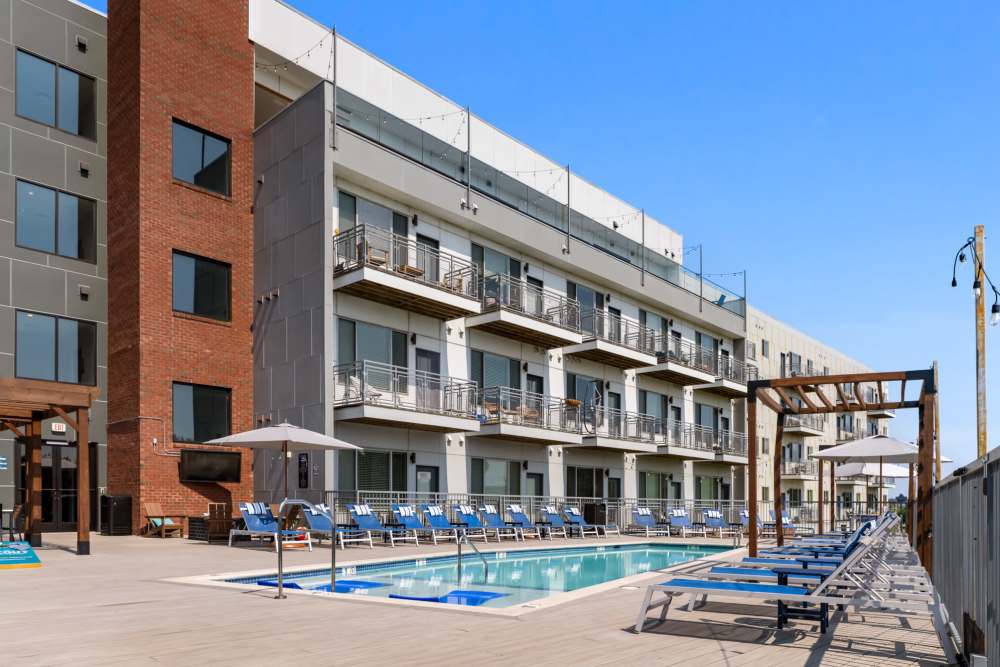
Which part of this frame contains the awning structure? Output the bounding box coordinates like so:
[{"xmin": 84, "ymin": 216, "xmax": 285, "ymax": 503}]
[
  {"xmin": 0, "ymin": 377, "xmax": 100, "ymax": 555},
  {"xmin": 746, "ymin": 369, "xmax": 938, "ymax": 573}
]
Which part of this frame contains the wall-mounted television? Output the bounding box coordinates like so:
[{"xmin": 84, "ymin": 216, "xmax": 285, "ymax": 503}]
[{"xmin": 179, "ymin": 449, "xmax": 241, "ymax": 483}]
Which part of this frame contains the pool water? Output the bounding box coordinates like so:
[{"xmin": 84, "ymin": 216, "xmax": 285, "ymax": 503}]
[{"xmin": 228, "ymin": 543, "xmax": 726, "ymax": 608}]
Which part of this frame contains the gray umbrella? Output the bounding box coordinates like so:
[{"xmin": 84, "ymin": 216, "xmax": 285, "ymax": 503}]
[{"xmin": 207, "ymin": 423, "xmax": 361, "ymax": 597}]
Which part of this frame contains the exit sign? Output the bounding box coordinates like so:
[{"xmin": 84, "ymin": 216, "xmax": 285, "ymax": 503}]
[{"xmin": 51, "ymin": 422, "xmax": 67, "ymax": 433}]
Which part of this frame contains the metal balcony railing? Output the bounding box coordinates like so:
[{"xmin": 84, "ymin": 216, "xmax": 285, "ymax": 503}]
[
  {"xmin": 782, "ymin": 460, "xmax": 819, "ymax": 476},
  {"xmin": 717, "ymin": 355, "xmax": 758, "ymax": 384},
  {"xmin": 333, "ymin": 360, "xmax": 478, "ymax": 418},
  {"xmin": 656, "ymin": 337, "xmax": 719, "ymax": 375},
  {"xmin": 479, "ymin": 386, "xmax": 581, "ymax": 433},
  {"xmin": 333, "ymin": 225, "xmax": 480, "ymax": 300},
  {"xmin": 688, "ymin": 424, "xmax": 748, "ymax": 455},
  {"xmin": 583, "ymin": 406, "xmax": 658, "ymax": 443},
  {"xmin": 785, "ymin": 414, "xmax": 826, "ymax": 431},
  {"xmin": 579, "ymin": 308, "xmax": 657, "ymax": 355},
  {"xmin": 480, "ymin": 273, "xmax": 581, "ymax": 331}
]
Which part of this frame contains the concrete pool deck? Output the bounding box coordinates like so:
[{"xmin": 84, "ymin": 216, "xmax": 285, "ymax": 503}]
[{"xmin": 2, "ymin": 533, "xmax": 948, "ymax": 665}]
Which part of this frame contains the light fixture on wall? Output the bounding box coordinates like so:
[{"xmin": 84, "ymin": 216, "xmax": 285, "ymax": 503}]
[
  {"xmin": 522, "ymin": 460, "xmax": 529, "ymax": 470},
  {"xmin": 409, "ymin": 452, "xmax": 416, "ymax": 464},
  {"xmin": 524, "ymin": 263, "xmax": 530, "ymax": 273},
  {"xmin": 605, "ymin": 381, "xmax": 610, "ymax": 389},
  {"xmin": 410, "ymin": 333, "xmax": 417, "ymax": 344},
  {"xmin": 411, "ymin": 214, "xmax": 418, "ymax": 226},
  {"xmin": 667, "ymin": 396, "xmax": 674, "ymax": 404},
  {"xmin": 522, "ymin": 362, "xmax": 529, "ymax": 372},
  {"xmin": 606, "ymin": 293, "xmax": 612, "ymax": 304}
]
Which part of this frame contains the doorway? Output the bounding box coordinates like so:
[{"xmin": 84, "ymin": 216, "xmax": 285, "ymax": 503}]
[
  {"xmin": 525, "ymin": 472, "xmax": 544, "ymax": 497},
  {"xmin": 416, "ymin": 465, "xmax": 439, "ymax": 493},
  {"xmin": 18, "ymin": 441, "xmax": 98, "ymax": 532},
  {"xmin": 416, "ymin": 349, "xmax": 441, "ymax": 410}
]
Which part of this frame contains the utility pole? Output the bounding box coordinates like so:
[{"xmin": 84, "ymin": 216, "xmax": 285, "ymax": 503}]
[{"xmin": 974, "ymin": 225, "xmax": 987, "ymax": 457}]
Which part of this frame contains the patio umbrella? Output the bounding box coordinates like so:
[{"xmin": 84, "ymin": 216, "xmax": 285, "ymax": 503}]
[
  {"xmin": 834, "ymin": 461, "xmax": 911, "ymax": 479},
  {"xmin": 207, "ymin": 422, "xmax": 361, "ymax": 598}
]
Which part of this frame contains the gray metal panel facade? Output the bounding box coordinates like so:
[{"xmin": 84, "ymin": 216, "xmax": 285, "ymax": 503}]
[{"xmin": 0, "ymin": 0, "xmax": 108, "ymax": 508}]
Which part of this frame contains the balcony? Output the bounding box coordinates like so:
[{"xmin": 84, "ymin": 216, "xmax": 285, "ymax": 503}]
[
  {"xmin": 782, "ymin": 460, "xmax": 819, "ymax": 479},
  {"xmin": 864, "ymin": 390, "xmax": 896, "ymax": 418},
  {"xmin": 784, "ymin": 414, "xmax": 826, "ymax": 437},
  {"xmin": 635, "ymin": 338, "xmax": 718, "ymax": 386},
  {"xmin": 465, "ymin": 274, "xmax": 582, "ymax": 348},
  {"xmin": 332, "ymin": 361, "xmax": 480, "ymax": 432},
  {"xmin": 562, "ymin": 309, "xmax": 658, "ymax": 369},
  {"xmin": 333, "ymin": 226, "xmax": 481, "ymax": 319},
  {"xmin": 475, "ymin": 386, "xmax": 582, "ymax": 445},
  {"xmin": 698, "ymin": 356, "xmax": 757, "ymax": 397},
  {"xmin": 572, "ymin": 407, "xmax": 659, "ymax": 454},
  {"xmin": 651, "ymin": 422, "xmax": 724, "ymax": 461}
]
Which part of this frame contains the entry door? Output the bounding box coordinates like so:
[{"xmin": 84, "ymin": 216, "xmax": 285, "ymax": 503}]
[
  {"xmin": 416, "ymin": 465, "xmax": 439, "ymax": 493},
  {"xmin": 525, "ymin": 472, "xmax": 544, "ymax": 497},
  {"xmin": 525, "ymin": 374, "xmax": 544, "ymax": 426},
  {"xmin": 416, "ymin": 234, "xmax": 439, "ymax": 282},
  {"xmin": 26, "ymin": 442, "xmax": 97, "ymax": 532},
  {"xmin": 607, "ymin": 391, "xmax": 622, "ymax": 436},
  {"xmin": 416, "ymin": 349, "xmax": 441, "ymax": 411},
  {"xmin": 526, "ymin": 276, "xmax": 544, "ymax": 318},
  {"xmin": 607, "ymin": 306, "xmax": 622, "ymax": 344}
]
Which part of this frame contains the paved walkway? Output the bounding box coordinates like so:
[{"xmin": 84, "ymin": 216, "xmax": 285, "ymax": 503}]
[{"xmin": 1, "ymin": 533, "xmax": 948, "ymax": 666}]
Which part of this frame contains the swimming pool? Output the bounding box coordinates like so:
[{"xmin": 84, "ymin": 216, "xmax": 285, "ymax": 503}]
[{"xmin": 224, "ymin": 543, "xmax": 727, "ymax": 608}]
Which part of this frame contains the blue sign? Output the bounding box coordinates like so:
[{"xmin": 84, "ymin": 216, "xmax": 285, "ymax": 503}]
[
  {"xmin": 0, "ymin": 542, "xmax": 41, "ymax": 569},
  {"xmin": 0, "ymin": 456, "xmax": 7, "ymax": 470}
]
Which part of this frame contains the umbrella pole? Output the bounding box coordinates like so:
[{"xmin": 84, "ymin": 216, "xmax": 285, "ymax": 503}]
[
  {"xmin": 879, "ymin": 457, "xmax": 883, "ymax": 514},
  {"xmin": 331, "ymin": 493, "xmax": 337, "ymax": 594},
  {"xmin": 276, "ymin": 441, "xmax": 288, "ymax": 600}
]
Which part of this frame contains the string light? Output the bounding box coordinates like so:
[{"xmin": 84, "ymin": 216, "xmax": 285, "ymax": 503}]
[{"xmin": 255, "ymin": 31, "xmax": 334, "ymax": 73}]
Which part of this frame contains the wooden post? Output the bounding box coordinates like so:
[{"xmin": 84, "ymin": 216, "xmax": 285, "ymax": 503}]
[
  {"xmin": 916, "ymin": 392, "xmax": 934, "ymax": 573},
  {"xmin": 829, "ymin": 457, "xmax": 836, "ymax": 529},
  {"xmin": 77, "ymin": 407, "xmax": 90, "ymax": 555},
  {"xmin": 878, "ymin": 457, "xmax": 884, "ymax": 514},
  {"xmin": 747, "ymin": 395, "xmax": 758, "ymax": 557},
  {"xmin": 817, "ymin": 458, "xmax": 824, "ymax": 534},
  {"xmin": 27, "ymin": 414, "xmax": 43, "ymax": 547},
  {"xmin": 773, "ymin": 412, "xmax": 785, "ymax": 546},
  {"xmin": 907, "ymin": 462, "xmax": 915, "ymax": 544},
  {"xmin": 974, "ymin": 225, "xmax": 987, "ymax": 459}
]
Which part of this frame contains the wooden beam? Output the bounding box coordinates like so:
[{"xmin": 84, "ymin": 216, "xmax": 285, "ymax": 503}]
[
  {"xmin": 916, "ymin": 391, "xmax": 934, "ymax": 573},
  {"xmin": 50, "ymin": 405, "xmax": 79, "ymax": 432},
  {"xmin": 77, "ymin": 408, "xmax": 90, "ymax": 555},
  {"xmin": 762, "ymin": 370, "xmax": 909, "ymax": 389},
  {"xmin": 0, "ymin": 376, "xmax": 98, "ymax": 407},
  {"xmin": 774, "ymin": 412, "xmax": 786, "ymax": 546},
  {"xmin": 834, "ymin": 382, "xmax": 851, "ymax": 408},
  {"xmin": 899, "ymin": 378, "xmax": 907, "ymax": 404},
  {"xmin": 747, "ymin": 397, "xmax": 758, "ymax": 557},
  {"xmin": 0, "ymin": 419, "xmax": 25, "ymax": 437},
  {"xmin": 796, "ymin": 386, "xmax": 818, "ymax": 411},
  {"xmin": 814, "ymin": 386, "xmax": 836, "ymax": 411},
  {"xmin": 853, "ymin": 382, "xmax": 868, "ymax": 410},
  {"xmin": 773, "ymin": 387, "xmax": 799, "ymax": 413},
  {"xmin": 26, "ymin": 415, "xmax": 43, "ymax": 547},
  {"xmin": 755, "ymin": 389, "xmax": 786, "ymax": 415}
]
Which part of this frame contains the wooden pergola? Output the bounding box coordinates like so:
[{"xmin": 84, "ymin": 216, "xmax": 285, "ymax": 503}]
[
  {"xmin": 747, "ymin": 368, "xmax": 936, "ymax": 573},
  {"xmin": 0, "ymin": 377, "xmax": 99, "ymax": 555}
]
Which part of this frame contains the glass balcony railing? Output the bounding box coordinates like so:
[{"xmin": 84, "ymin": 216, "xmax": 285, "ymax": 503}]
[
  {"xmin": 479, "ymin": 386, "xmax": 581, "ymax": 434},
  {"xmin": 584, "ymin": 406, "xmax": 658, "ymax": 443},
  {"xmin": 333, "ymin": 225, "xmax": 480, "ymax": 300},
  {"xmin": 481, "ymin": 273, "xmax": 581, "ymax": 331},
  {"xmin": 717, "ymin": 355, "xmax": 759, "ymax": 385},
  {"xmin": 782, "ymin": 461, "xmax": 819, "ymax": 476},
  {"xmin": 334, "ymin": 87, "xmax": 746, "ymax": 318},
  {"xmin": 785, "ymin": 414, "xmax": 826, "ymax": 431},
  {"xmin": 333, "ymin": 360, "xmax": 478, "ymax": 419},
  {"xmin": 657, "ymin": 337, "xmax": 719, "ymax": 375},
  {"xmin": 579, "ymin": 308, "xmax": 658, "ymax": 355}
]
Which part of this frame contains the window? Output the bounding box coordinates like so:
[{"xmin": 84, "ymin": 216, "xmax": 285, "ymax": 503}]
[
  {"xmin": 762, "ymin": 486, "xmax": 770, "ymax": 502},
  {"xmin": 637, "ymin": 471, "xmax": 672, "ymax": 499},
  {"xmin": 15, "ymin": 180, "xmax": 96, "ymax": 261},
  {"xmin": 761, "ymin": 339, "xmax": 769, "ymax": 358},
  {"xmin": 15, "ymin": 311, "xmax": 96, "ymax": 385},
  {"xmin": 172, "ymin": 382, "xmax": 231, "ymax": 443},
  {"xmin": 16, "ymin": 50, "xmax": 96, "ymax": 138},
  {"xmin": 336, "ymin": 450, "xmax": 408, "ymax": 492},
  {"xmin": 470, "ymin": 350, "xmax": 520, "ymax": 390},
  {"xmin": 761, "ymin": 436, "xmax": 770, "ymax": 455},
  {"xmin": 566, "ymin": 466, "xmax": 603, "ymax": 498},
  {"xmin": 172, "ymin": 120, "xmax": 231, "ymax": 195},
  {"xmin": 172, "ymin": 251, "xmax": 231, "ymax": 321},
  {"xmin": 470, "ymin": 458, "xmax": 520, "ymax": 495},
  {"xmin": 338, "ymin": 191, "xmax": 357, "ymax": 231}
]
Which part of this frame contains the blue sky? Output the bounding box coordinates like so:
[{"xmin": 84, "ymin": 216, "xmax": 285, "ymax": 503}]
[{"xmin": 85, "ymin": 1, "xmax": 1000, "ymax": 486}]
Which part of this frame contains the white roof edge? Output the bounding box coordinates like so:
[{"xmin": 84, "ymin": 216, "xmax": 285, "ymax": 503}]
[
  {"xmin": 747, "ymin": 305, "xmax": 875, "ymax": 372},
  {"xmin": 68, "ymin": 0, "xmax": 106, "ymax": 18}
]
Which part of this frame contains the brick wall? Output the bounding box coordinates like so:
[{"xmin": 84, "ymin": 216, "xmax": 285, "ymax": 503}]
[{"xmin": 107, "ymin": 0, "xmax": 254, "ymax": 532}]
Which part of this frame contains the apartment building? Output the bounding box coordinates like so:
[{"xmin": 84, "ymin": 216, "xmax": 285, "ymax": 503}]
[
  {"xmin": 0, "ymin": 0, "xmax": 107, "ymax": 528},
  {"xmin": 746, "ymin": 307, "xmax": 895, "ymax": 516},
  {"xmin": 1, "ymin": 0, "xmax": 889, "ymax": 534}
]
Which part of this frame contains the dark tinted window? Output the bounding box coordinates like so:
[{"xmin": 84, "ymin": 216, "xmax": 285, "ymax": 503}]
[
  {"xmin": 172, "ymin": 120, "xmax": 231, "ymax": 195},
  {"xmin": 173, "ymin": 382, "xmax": 231, "ymax": 443},
  {"xmin": 16, "ymin": 181, "xmax": 96, "ymax": 261},
  {"xmin": 172, "ymin": 251, "xmax": 231, "ymax": 321},
  {"xmin": 15, "ymin": 50, "xmax": 95, "ymax": 138},
  {"xmin": 15, "ymin": 311, "xmax": 96, "ymax": 385}
]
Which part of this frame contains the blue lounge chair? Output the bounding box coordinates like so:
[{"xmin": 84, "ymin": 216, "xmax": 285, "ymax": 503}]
[
  {"xmin": 668, "ymin": 508, "xmax": 706, "ymax": 538},
  {"xmin": 349, "ymin": 504, "xmax": 418, "ymax": 547},
  {"xmin": 453, "ymin": 504, "xmax": 491, "ymax": 542},
  {"xmin": 562, "ymin": 506, "xmax": 602, "ymax": 538},
  {"xmin": 630, "ymin": 507, "xmax": 671, "ymax": 537},
  {"xmin": 479, "ymin": 504, "xmax": 521, "ymax": 541},
  {"xmin": 506, "ymin": 504, "xmax": 544, "ymax": 539},
  {"xmin": 419, "ymin": 504, "xmax": 460, "ymax": 544},
  {"xmin": 230, "ymin": 502, "xmax": 312, "ymax": 552},
  {"xmin": 539, "ymin": 505, "xmax": 569, "ymax": 538},
  {"xmin": 703, "ymin": 509, "xmax": 737, "ymax": 537},
  {"xmin": 391, "ymin": 504, "xmax": 440, "ymax": 545},
  {"xmin": 300, "ymin": 503, "xmax": 373, "ymax": 549},
  {"xmin": 769, "ymin": 510, "xmax": 801, "ymax": 536}
]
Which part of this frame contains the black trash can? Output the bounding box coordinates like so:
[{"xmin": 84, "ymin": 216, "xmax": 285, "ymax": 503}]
[{"xmin": 100, "ymin": 495, "xmax": 132, "ymax": 535}]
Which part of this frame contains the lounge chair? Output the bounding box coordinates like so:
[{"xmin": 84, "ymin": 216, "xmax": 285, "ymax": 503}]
[
  {"xmin": 667, "ymin": 508, "xmax": 706, "ymax": 538},
  {"xmin": 630, "ymin": 507, "xmax": 671, "ymax": 537},
  {"xmin": 3, "ymin": 505, "xmax": 23, "ymax": 542},
  {"xmin": 703, "ymin": 509, "xmax": 738, "ymax": 537},
  {"xmin": 769, "ymin": 509, "xmax": 802, "ymax": 536},
  {"xmin": 562, "ymin": 506, "xmax": 602, "ymax": 538},
  {"xmin": 506, "ymin": 504, "xmax": 544, "ymax": 539},
  {"xmin": 420, "ymin": 505, "xmax": 461, "ymax": 544},
  {"xmin": 539, "ymin": 506, "xmax": 569, "ymax": 538},
  {"xmin": 349, "ymin": 504, "xmax": 418, "ymax": 547},
  {"xmin": 144, "ymin": 502, "xmax": 185, "ymax": 538},
  {"xmin": 739, "ymin": 508, "xmax": 762, "ymax": 535},
  {"xmin": 391, "ymin": 504, "xmax": 438, "ymax": 545},
  {"xmin": 479, "ymin": 504, "xmax": 522, "ymax": 541},
  {"xmin": 230, "ymin": 502, "xmax": 312, "ymax": 552},
  {"xmin": 300, "ymin": 503, "xmax": 373, "ymax": 549},
  {"xmin": 454, "ymin": 504, "xmax": 491, "ymax": 542}
]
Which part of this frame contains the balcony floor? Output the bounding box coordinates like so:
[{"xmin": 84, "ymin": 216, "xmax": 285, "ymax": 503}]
[
  {"xmin": 571, "ymin": 436, "xmax": 659, "ymax": 454},
  {"xmin": 473, "ymin": 422, "xmax": 582, "ymax": 445},
  {"xmin": 334, "ymin": 404, "xmax": 480, "ymax": 433},
  {"xmin": 636, "ymin": 361, "xmax": 717, "ymax": 386},
  {"xmin": 783, "ymin": 424, "xmax": 826, "ymax": 437},
  {"xmin": 714, "ymin": 452, "xmax": 748, "ymax": 464},
  {"xmin": 333, "ymin": 266, "xmax": 481, "ymax": 320},
  {"xmin": 466, "ymin": 309, "xmax": 582, "ymax": 349},
  {"xmin": 694, "ymin": 379, "xmax": 748, "ymax": 398},
  {"xmin": 563, "ymin": 339, "xmax": 658, "ymax": 369},
  {"xmin": 649, "ymin": 445, "xmax": 718, "ymax": 461}
]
